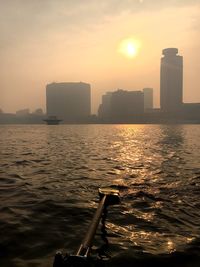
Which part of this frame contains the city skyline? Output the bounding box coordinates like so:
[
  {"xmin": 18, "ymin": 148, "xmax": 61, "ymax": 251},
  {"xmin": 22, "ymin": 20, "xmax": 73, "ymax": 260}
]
[
  {"xmin": 0, "ymin": 45, "xmax": 199, "ymax": 116},
  {"xmin": 2, "ymin": 44, "xmax": 200, "ymax": 124},
  {"xmin": 1, "ymin": 46, "xmax": 198, "ymax": 117},
  {"xmin": 0, "ymin": 1, "xmax": 200, "ymax": 113}
]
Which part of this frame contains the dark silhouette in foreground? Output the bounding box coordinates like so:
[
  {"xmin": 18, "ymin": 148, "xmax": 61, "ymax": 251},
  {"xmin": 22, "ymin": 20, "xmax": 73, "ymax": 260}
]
[{"xmin": 53, "ymin": 188, "xmax": 120, "ymax": 267}]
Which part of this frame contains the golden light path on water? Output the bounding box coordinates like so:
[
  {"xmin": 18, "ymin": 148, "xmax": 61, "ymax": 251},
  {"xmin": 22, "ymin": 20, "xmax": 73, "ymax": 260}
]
[
  {"xmin": 103, "ymin": 125, "xmax": 198, "ymax": 254},
  {"xmin": 1, "ymin": 124, "xmax": 200, "ymax": 266},
  {"xmin": 107, "ymin": 221, "xmax": 195, "ymax": 254}
]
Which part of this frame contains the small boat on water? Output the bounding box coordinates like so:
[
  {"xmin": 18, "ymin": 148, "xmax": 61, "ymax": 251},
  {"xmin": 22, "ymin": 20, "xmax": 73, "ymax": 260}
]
[{"xmin": 43, "ymin": 116, "xmax": 62, "ymax": 125}]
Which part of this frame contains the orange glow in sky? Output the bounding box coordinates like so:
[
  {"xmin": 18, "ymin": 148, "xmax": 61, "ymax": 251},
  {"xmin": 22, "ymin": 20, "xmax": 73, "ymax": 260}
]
[{"xmin": 0, "ymin": 1, "xmax": 199, "ymax": 113}]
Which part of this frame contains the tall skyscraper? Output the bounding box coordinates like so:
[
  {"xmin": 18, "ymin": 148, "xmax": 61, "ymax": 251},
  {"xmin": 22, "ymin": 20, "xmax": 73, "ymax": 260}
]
[
  {"xmin": 46, "ymin": 82, "xmax": 91, "ymax": 122},
  {"xmin": 143, "ymin": 88, "xmax": 153, "ymax": 110},
  {"xmin": 160, "ymin": 48, "xmax": 183, "ymax": 112}
]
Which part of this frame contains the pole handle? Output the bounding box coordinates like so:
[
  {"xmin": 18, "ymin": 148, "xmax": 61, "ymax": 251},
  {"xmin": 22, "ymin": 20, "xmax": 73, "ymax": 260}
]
[{"xmin": 77, "ymin": 195, "xmax": 106, "ymax": 256}]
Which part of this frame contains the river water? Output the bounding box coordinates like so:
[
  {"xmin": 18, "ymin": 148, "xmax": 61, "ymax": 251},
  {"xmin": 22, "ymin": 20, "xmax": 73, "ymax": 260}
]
[{"xmin": 0, "ymin": 124, "xmax": 200, "ymax": 267}]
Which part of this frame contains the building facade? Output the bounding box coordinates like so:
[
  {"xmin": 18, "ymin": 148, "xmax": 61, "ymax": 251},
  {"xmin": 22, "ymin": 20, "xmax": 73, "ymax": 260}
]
[
  {"xmin": 143, "ymin": 88, "xmax": 153, "ymax": 111},
  {"xmin": 46, "ymin": 82, "xmax": 91, "ymax": 122},
  {"xmin": 160, "ymin": 48, "xmax": 183, "ymax": 112},
  {"xmin": 98, "ymin": 92, "xmax": 112, "ymax": 119},
  {"xmin": 98, "ymin": 89, "xmax": 144, "ymax": 122}
]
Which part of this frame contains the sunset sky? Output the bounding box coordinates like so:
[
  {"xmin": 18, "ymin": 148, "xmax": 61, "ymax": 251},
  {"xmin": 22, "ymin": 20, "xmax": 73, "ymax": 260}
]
[{"xmin": 0, "ymin": 0, "xmax": 200, "ymax": 114}]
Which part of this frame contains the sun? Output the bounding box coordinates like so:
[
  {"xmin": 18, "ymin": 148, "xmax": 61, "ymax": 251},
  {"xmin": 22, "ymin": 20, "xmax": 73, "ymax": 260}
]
[{"xmin": 118, "ymin": 38, "xmax": 141, "ymax": 58}]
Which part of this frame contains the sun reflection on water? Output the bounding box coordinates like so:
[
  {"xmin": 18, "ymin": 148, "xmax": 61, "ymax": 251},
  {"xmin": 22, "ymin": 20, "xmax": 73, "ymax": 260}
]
[
  {"xmin": 1, "ymin": 124, "xmax": 200, "ymax": 264},
  {"xmin": 106, "ymin": 221, "xmax": 197, "ymax": 254},
  {"xmin": 167, "ymin": 240, "xmax": 175, "ymax": 253}
]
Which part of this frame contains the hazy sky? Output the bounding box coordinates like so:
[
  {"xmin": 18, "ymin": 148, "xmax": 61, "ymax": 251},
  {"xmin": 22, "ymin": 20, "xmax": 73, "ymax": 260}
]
[{"xmin": 0, "ymin": 0, "xmax": 200, "ymax": 113}]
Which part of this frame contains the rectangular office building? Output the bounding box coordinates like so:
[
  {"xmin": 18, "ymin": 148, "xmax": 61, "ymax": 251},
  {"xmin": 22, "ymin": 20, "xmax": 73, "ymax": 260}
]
[{"xmin": 46, "ymin": 82, "xmax": 91, "ymax": 122}]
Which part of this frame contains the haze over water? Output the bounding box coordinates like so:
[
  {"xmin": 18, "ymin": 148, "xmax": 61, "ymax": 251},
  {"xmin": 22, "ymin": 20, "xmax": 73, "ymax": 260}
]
[{"xmin": 1, "ymin": 124, "xmax": 200, "ymax": 267}]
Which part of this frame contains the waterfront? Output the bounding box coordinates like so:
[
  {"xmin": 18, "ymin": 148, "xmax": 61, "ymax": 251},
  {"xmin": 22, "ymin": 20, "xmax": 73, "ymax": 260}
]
[{"xmin": 0, "ymin": 124, "xmax": 200, "ymax": 266}]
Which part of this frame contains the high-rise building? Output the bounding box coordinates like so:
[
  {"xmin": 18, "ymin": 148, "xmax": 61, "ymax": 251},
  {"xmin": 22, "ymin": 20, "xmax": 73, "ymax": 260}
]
[
  {"xmin": 160, "ymin": 48, "xmax": 183, "ymax": 112},
  {"xmin": 46, "ymin": 82, "xmax": 91, "ymax": 122},
  {"xmin": 98, "ymin": 92, "xmax": 112, "ymax": 119},
  {"xmin": 98, "ymin": 89, "xmax": 144, "ymax": 122},
  {"xmin": 110, "ymin": 90, "xmax": 144, "ymax": 119},
  {"xmin": 143, "ymin": 88, "xmax": 153, "ymax": 110}
]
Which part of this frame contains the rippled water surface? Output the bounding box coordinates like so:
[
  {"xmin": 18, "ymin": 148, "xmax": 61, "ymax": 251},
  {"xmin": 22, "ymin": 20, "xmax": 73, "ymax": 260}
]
[{"xmin": 0, "ymin": 124, "xmax": 200, "ymax": 267}]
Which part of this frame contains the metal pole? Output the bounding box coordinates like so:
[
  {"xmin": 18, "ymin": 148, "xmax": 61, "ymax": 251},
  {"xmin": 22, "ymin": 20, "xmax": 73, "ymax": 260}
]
[
  {"xmin": 53, "ymin": 188, "xmax": 119, "ymax": 267},
  {"xmin": 76, "ymin": 194, "xmax": 107, "ymax": 257}
]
